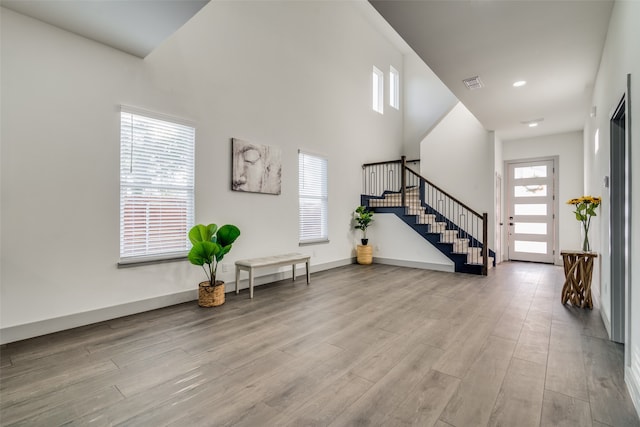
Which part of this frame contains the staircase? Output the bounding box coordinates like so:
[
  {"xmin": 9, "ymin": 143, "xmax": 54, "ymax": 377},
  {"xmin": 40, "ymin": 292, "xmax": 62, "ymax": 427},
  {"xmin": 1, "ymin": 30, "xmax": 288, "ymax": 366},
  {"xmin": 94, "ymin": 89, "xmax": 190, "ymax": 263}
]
[{"xmin": 361, "ymin": 158, "xmax": 495, "ymax": 275}]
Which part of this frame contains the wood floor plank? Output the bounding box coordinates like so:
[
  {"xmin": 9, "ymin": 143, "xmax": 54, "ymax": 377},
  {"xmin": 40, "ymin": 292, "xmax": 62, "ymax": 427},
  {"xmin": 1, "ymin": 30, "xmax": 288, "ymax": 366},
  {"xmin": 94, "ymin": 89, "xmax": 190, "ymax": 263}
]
[
  {"xmin": 3, "ymin": 385, "xmax": 124, "ymax": 426},
  {"xmin": 164, "ymin": 353, "xmax": 355, "ymax": 426},
  {"xmin": 383, "ymin": 369, "xmax": 460, "ymax": 426},
  {"xmin": 0, "ymin": 358, "xmax": 118, "ymax": 402},
  {"xmin": 540, "ymin": 389, "xmax": 592, "ymax": 427},
  {"xmin": 439, "ymin": 335, "xmax": 516, "ymax": 427},
  {"xmin": 1, "ymin": 262, "xmax": 638, "ymax": 427},
  {"xmin": 328, "ymin": 344, "xmax": 444, "ymax": 426},
  {"xmin": 431, "ymin": 314, "xmax": 501, "ymax": 379},
  {"xmin": 582, "ymin": 335, "xmax": 640, "ymax": 427},
  {"xmin": 580, "ymin": 309, "xmax": 609, "ymax": 339},
  {"xmin": 0, "ymin": 348, "xmax": 13, "ymax": 369},
  {"xmin": 350, "ymin": 327, "xmax": 435, "ymax": 383},
  {"xmin": 545, "ymin": 321, "xmax": 589, "ymax": 401},
  {"xmin": 0, "ymin": 345, "xmax": 94, "ymax": 381},
  {"xmin": 75, "ymin": 349, "xmax": 298, "ymax": 426},
  {"xmin": 491, "ymin": 302, "xmax": 530, "ymax": 341},
  {"xmin": 487, "ymin": 357, "xmax": 546, "ymax": 427},
  {"xmin": 513, "ymin": 307, "xmax": 552, "ymax": 366},
  {"xmin": 278, "ymin": 372, "xmax": 374, "ymax": 427}
]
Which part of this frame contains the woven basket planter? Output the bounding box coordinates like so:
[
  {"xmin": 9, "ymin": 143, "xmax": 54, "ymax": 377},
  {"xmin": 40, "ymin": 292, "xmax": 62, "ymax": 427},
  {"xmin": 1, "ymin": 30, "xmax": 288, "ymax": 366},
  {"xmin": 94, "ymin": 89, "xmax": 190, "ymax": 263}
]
[
  {"xmin": 198, "ymin": 281, "xmax": 225, "ymax": 307},
  {"xmin": 356, "ymin": 244, "xmax": 373, "ymax": 265}
]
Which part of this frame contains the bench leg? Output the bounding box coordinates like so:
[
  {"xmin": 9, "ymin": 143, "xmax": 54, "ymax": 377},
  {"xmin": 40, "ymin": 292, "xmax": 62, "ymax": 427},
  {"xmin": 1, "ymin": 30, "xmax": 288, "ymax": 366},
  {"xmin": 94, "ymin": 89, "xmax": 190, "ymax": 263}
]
[
  {"xmin": 235, "ymin": 265, "xmax": 240, "ymax": 294},
  {"xmin": 249, "ymin": 268, "xmax": 254, "ymax": 299},
  {"xmin": 292, "ymin": 263, "xmax": 296, "ymax": 282},
  {"xmin": 306, "ymin": 260, "xmax": 310, "ymax": 284}
]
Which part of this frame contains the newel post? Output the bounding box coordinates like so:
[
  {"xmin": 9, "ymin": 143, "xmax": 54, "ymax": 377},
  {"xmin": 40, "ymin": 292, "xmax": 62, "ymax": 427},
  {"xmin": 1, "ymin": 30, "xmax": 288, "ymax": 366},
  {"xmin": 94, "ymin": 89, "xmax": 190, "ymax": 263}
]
[
  {"xmin": 482, "ymin": 212, "xmax": 488, "ymax": 276},
  {"xmin": 401, "ymin": 155, "xmax": 407, "ymax": 208}
]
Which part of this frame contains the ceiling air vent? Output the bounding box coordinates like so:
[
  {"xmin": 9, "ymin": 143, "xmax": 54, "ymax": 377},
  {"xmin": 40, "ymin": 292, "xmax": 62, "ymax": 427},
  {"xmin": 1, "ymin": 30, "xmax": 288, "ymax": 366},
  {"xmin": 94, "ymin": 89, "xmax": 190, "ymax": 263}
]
[{"xmin": 463, "ymin": 76, "xmax": 484, "ymax": 90}]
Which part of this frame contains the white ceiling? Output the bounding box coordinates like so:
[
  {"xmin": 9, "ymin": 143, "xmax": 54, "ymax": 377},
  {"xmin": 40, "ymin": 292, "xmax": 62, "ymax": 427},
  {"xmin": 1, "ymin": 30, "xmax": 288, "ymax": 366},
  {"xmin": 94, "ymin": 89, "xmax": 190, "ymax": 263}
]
[
  {"xmin": 0, "ymin": 0, "xmax": 209, "ymax": 58},
  {"xmin": 369, "ymin": 0, "xmax": 614, "ymax": 141},
  {"xmin": 2, "ymin": 0, "xmax": 613, "ymax": 141}
]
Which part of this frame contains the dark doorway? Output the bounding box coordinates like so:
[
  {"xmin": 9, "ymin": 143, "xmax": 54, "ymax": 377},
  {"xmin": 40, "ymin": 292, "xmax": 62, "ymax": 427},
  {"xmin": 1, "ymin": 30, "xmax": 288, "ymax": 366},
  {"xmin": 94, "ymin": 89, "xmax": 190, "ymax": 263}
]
[{"xmin": 609, "ymin": 76, "xmax": 631, "ymax": 344}]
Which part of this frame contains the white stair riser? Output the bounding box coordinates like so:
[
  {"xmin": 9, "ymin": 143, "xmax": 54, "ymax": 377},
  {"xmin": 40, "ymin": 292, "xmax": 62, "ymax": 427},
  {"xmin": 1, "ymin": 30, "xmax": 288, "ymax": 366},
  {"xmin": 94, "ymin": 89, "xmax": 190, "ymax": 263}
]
[
  {"xmin": 430, "ymin": 223, "xmax": 447, "ymax": 233},
  {"xmin": 416, "ymin": 215, "xmax": 437, "ymax": 224}
]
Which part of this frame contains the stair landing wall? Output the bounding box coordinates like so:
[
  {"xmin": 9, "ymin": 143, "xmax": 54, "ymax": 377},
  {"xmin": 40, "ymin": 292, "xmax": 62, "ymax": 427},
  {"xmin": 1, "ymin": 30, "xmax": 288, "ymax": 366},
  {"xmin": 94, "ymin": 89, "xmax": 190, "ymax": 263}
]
[{"xmin": 366, "ymin": 213, "xmax": 455, "ymax": 272}]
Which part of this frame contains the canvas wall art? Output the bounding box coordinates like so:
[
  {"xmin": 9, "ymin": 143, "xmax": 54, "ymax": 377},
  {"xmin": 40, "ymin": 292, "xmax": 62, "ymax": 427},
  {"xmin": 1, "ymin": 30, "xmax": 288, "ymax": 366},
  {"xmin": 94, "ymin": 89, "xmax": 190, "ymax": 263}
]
[{"xmin": 231, "ymin": 138, "xmax": 282, "ymax": 195}]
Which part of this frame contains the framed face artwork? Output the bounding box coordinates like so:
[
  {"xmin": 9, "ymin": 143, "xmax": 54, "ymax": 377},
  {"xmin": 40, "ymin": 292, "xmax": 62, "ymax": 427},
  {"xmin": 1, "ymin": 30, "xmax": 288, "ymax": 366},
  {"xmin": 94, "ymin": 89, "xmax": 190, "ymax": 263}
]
[{"xmin": 231, "ymin": 138, "xmax": 282, "ymax": 195}]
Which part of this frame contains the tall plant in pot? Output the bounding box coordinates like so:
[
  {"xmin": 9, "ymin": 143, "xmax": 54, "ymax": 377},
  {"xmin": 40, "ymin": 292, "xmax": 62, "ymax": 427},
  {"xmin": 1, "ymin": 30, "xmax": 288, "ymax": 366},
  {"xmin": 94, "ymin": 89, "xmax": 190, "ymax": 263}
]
[
  {"xmin": 354, "ymin": 205, "xmax": 374, "ymax": 245},
  {"xmin": 354, "ymin": 206, "xmax": 374, "ymax": 265},
  {"xmin": 188, "ymin": 223, "xmax": 241, "ymax": 307}
]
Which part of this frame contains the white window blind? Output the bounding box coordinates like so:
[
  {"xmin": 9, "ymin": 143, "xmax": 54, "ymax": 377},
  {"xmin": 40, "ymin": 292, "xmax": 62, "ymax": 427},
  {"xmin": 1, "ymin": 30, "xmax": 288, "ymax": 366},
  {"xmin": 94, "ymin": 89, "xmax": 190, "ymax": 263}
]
[
  {"xmin": 390, "ymin": 66, "xmax": 400, "ymax": 110},
  {"xmin": 120, "ymin": 109, "xmax": 195, "ymax": 261},
  {"xmin": 299, "ymin": 151, "xmax": 328, "ymax": 243}
]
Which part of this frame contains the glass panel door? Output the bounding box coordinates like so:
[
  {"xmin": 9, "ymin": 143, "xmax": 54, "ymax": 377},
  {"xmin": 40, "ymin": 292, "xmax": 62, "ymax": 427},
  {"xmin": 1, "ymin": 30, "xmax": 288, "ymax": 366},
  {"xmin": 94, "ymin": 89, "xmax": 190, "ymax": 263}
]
[{"xmin": 507, "ymin": 159, "xmax": 555, "ymax": 263}]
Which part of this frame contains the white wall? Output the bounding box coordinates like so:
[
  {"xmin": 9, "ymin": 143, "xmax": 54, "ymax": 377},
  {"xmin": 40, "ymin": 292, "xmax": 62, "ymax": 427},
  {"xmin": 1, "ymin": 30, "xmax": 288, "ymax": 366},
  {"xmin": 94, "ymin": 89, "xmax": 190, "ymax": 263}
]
[
  {"xmin": 403, "ymin": 54, "xmax": 458, "ymax": 159},
  {"xmin": 369, "ymin": 214, "xmax": 454, "ymax": 271},
  {"xmin": 587, "ymin": 0, "xmax": 640, "ymax": 415},
  {"xmin": 502, "ymin": 131, "xmax": 584, "ymax": 265},
  {"xmin": 0, "ymin": 1, "xmax": 406, "ymax": 342},
  {"xmin": 419, "ymin": 102, "xmax": 495, "ymax": 248}
]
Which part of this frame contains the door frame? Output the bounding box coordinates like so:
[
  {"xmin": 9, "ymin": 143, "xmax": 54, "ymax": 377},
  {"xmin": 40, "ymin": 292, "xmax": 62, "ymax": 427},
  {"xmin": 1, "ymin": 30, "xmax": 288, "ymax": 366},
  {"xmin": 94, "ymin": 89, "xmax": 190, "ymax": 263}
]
[
  {"xmin": 495, "ymin": 172, "xmax": 503, "ymax": 264},
  {"xmin": 504, "ymin": 156, "xmax": 560, "ymax": 265},
  {"xmin": 609, "ymin": 75, "xmax": 632, "ymax": 345}
]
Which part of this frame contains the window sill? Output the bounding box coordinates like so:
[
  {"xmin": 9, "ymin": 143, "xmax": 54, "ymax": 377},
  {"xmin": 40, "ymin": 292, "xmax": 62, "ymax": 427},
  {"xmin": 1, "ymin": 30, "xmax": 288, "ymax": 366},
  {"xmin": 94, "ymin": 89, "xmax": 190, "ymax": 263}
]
[
  {"xmin": 299, "ymin": 239, "xmax": 330, "ymax": 246},
  {"xmin": 118, "ymin": 253, "xmax": 188, "ymax": 268}
]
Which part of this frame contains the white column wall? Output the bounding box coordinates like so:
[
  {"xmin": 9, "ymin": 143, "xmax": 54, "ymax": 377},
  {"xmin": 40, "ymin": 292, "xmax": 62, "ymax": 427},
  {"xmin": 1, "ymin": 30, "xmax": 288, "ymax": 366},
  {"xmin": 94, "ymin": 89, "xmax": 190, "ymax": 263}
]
[
  {"xmin": 587, "ymin": 0, "xmax": 640, "ymax": 416},
  {"xmin": 419, "ymin": 102, "xmax": 495, "ymax": 248},
  {"xmin": 403, "ymin": 54, "xmax": 458, "ymax": 159}
]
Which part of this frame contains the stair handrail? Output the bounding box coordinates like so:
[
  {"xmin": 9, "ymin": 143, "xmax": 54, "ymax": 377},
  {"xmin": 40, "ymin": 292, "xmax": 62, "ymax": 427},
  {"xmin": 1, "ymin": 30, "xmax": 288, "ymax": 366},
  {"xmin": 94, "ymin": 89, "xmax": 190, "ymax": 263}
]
[
  {"xmin": 405, "ymin": 167, "xmax": 482, "ymax": 218},
  {"xmin": 362, "ymin": 156, "xmax": 488, "ymax": 275},
  {"xmin": 362, "ymin": 157, "xmax": 481, "ymax": 217}
]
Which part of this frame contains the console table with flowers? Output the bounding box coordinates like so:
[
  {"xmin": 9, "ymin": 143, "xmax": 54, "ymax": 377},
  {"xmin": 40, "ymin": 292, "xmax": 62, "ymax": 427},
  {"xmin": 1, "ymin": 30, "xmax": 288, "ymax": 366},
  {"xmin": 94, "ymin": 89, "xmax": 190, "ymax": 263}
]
[
  {"xmin": 561, "ymin": 250, "xmax": 597, "ymax": 309},
  {"xmin": 562, "ymin": 195, "xmax": 601, "ymax": 309}
]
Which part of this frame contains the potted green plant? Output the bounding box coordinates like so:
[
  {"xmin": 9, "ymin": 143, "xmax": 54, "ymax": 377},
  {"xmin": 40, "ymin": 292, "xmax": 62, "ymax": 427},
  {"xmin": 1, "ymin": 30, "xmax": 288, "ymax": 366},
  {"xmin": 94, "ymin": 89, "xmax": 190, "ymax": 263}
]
[
  {"xmin": 188, "ymin": 223, "xmax": 241, "ymax": 307},
  {"xmin": 354, "ymin": 206, "xmax": 374, "ymax": 265},
  {"xmin": 354, "ymin": 205, "xmax": 374, "ymax": 245}
]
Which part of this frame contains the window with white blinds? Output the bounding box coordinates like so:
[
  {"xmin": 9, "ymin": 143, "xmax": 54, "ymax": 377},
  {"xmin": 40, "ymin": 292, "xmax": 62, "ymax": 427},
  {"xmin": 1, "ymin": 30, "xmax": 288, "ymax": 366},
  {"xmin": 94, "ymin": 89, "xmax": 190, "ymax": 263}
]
[
  {"xmin": 120, "ymin": 108, "xmax": 195, "ymax": 261},
  {"xmin": 299, "ymin": 151, "xmax": 328, "ymax": 244}
]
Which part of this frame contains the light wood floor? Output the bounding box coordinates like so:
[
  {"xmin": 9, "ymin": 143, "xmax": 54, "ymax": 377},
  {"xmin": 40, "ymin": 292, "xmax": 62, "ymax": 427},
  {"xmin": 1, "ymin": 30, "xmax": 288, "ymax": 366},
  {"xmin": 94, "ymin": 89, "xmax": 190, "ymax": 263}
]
[{"xmin": 1, "ymin": 262, "xmax": 639, "ymax": 426}]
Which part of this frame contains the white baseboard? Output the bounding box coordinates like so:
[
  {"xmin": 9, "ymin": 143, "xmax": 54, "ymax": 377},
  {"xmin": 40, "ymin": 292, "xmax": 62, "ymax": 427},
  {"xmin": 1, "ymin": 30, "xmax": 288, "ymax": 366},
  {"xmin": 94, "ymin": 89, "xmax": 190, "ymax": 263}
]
[
  {"xmin": 626, "ymin": 361, "xmax": 640, "ymax": 421},
  {"xmin": 601, "ymin": 307, "xmax": 612, "ymax": 340},
  {"xmin": 373, "ymin": 257, "xmax": 455, "ymax": 273},
  {"xmin": 0, "ymin": 258, "xmax": 353, "ymax": 345},
  {"xmin": 0, "ymin": 290, "xmax": 197, "ymax": 345}
]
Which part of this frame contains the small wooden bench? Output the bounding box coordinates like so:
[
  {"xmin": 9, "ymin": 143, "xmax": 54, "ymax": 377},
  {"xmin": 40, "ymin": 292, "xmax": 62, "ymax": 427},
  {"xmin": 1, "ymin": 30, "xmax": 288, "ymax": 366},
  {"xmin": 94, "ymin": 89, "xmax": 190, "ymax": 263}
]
[{"xmin": 235, "ymin": 253, "xmax": 311, "ymax": 299}]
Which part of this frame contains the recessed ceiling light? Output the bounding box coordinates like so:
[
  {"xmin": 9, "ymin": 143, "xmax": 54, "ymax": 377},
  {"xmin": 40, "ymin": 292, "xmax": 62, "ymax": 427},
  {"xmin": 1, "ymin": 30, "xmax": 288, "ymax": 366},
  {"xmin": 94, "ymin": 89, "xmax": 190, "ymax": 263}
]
[
  {"xmin": 513, "ymin": 80, "xmax": 527, "ymax": 87},
  {"xmin": 521, "ymin": 118, "xmax": 543, "ymax": 127}
]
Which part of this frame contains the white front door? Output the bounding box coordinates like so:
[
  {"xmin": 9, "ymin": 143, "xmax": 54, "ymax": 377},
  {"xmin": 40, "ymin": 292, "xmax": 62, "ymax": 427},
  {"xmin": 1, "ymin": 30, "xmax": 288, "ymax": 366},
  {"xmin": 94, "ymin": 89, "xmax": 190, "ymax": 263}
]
[{"xmin": 507, "ymin": 159, "xmax": 556, "ymax": 263}]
